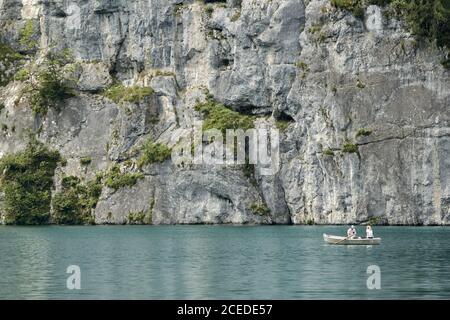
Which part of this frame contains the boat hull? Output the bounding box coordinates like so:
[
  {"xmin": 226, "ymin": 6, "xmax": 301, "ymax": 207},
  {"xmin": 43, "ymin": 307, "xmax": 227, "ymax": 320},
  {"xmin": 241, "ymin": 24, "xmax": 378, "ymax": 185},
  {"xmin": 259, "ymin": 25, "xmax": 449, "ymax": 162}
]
[{"xmin": 323, "ymin": 233, "xmax": 381, "ymax": 245}]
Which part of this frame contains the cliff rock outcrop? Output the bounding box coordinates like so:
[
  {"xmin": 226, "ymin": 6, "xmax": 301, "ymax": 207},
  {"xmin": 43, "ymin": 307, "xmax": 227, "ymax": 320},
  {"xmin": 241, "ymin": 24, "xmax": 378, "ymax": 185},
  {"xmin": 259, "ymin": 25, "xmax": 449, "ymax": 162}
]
[{"xmin": 0, "ymin": 0, "xmax": 449, "ymax": 225}]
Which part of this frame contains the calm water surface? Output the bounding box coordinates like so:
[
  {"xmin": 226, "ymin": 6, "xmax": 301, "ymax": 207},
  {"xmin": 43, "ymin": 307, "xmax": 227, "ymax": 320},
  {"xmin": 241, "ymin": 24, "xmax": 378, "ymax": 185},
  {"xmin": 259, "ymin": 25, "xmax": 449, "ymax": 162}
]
[{"xmin": 0, "ymin": 226, "xmax": 449, "ymax": 299}]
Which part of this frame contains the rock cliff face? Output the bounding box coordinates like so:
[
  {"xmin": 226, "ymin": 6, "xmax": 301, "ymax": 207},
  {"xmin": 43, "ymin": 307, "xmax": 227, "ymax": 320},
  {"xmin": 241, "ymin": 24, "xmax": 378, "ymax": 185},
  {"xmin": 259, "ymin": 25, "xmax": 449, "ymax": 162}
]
[{"xmin": 0, "ymin": 0, "xmax": 449, "ymax": 225}]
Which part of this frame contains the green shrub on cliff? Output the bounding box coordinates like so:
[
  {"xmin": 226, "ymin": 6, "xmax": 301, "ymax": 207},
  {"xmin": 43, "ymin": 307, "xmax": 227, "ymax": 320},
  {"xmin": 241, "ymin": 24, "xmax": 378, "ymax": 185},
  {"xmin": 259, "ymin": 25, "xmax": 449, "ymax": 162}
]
[
  {"xmin": 137, "ymin": 138, "xmax": 172, "ymax": 168},
  {"xmin": 52, "ymin": 175, "xmax": 102, "ymax": 225},
  {"xmin": 389, "ymin": 0, "xmax": 449, "ymax": 48},
  {"xmin": 104, "ymin": 165, "xmax": 144, "ymax": 190},
  {"xmin": 30, "ymin": 52, "xmax": 76, "ymax": 115},
  {"xmin": 0, "ymin": 140, "xmax": 61, "ymax": 225},
  {"xmin": 194, "ymin": 98, "xmax": 255, "ymax": 134},
  {"xmin": 80, "ymin": 156, "xmax": 92, "ymax": 166},
  {"xmin": 331, "ymin": 0, "xmax": 365, "ymax": 18},
  {"xmin": 331, "ymin": 0, "xmax": 449, "ymax": 56},
  {"xmin": 342, "ymin": 142, "xmax": 359, "ymax": 153},
  {"xmin": 19, "ymin": 20, "xmax": 38, "ymax": 51},
  {"xmin": 0, "ymin": 43, "xmax": 24, "ymax": 86},
  {"xmin": 15, "ymin": 67, "xmax": 30, "ymax": 81}
]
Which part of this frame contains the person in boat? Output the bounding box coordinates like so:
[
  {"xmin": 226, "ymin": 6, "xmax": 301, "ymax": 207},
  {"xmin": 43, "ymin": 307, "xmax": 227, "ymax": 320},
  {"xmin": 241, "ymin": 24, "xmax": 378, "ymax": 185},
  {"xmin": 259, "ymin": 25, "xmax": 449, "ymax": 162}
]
[
  {"xmin": 347, "ymin": 225, "xmax": 357, "ymax": 238},
  {"xmin": 366, "ymin": 225, "xmax": 374, "ymax": 239}
]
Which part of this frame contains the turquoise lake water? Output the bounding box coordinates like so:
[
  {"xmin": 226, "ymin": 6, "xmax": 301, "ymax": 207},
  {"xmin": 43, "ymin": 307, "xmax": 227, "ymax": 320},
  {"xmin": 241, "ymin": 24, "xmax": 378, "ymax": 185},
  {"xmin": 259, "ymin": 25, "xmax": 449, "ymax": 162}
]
[{"xmin": 0, "ymin": 226, "xmax": 449, "ymax": 299}]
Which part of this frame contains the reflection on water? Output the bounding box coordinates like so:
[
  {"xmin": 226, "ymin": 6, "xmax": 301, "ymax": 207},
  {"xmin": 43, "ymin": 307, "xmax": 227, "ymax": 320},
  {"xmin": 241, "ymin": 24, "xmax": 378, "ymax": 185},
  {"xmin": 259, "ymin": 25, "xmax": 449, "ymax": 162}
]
[{"xmin": 0, "ymin": 226, "xmax": 449, "ymax": 299}]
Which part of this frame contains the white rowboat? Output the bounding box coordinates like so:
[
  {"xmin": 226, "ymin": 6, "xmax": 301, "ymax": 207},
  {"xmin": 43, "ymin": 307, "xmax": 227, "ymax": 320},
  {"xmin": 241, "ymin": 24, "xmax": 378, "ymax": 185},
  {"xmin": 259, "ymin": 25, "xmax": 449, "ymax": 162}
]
[{"xmin": 323, "ymin": 233, "xmax": 381, "ymax": 245}]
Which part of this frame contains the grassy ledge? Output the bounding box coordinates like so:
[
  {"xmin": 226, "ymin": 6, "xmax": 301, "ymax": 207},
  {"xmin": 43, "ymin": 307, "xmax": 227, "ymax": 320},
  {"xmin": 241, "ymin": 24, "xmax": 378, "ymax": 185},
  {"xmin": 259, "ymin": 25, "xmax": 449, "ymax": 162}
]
[{"xmin": 103, "ymin": 84, "xmax": 154, "ymax": 105}]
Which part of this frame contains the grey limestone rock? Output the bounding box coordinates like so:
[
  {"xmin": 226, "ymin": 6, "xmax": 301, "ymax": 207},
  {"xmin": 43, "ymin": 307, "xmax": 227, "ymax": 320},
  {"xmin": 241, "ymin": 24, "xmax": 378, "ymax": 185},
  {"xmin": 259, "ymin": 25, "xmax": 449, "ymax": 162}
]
[{"xmin": 0, "ymin": 0, "xmax": 449, "ymax": 225}]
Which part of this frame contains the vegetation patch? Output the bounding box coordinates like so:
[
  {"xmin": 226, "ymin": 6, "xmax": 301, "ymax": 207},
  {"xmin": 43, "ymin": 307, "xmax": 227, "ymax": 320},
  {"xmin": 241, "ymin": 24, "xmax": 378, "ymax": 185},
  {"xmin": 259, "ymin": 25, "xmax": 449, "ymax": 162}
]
[
  {"xmin": 104, "ymin": 165, "xmax": 144, "ymax": 191},
  {"xmin": 153, "ymin": 70, "xmax": 176, "ymax": 77},
  {"xmin": 148, "ymin": 198, "xmax": 155, "ymax": 223},
  {"xmin": 19, "ymin": 20, "xmax": 38, "ymax": 51},
  {"xmin": 331, "ymin": 85, "xmax": 338, "ymax": 94},
  {"xmin": 15, "ymin": 67, "xmax": 30, "ymax": 81},
  {"xmin": 29, "ymin": 52, "xmax": 76, "ymax": 115},
  {"xmin": 295, "ymin": 61, "xmax": 310, "ymax": 71},
  {"xmin": 195, "ymin": 98, "xmax": 255, "ymax": 135},
  {"xmin": 388, "ymin": 0, "xmax": 449, "ymax": 50},
  {"xmin": 127, "ymin": 211, "xmax": 152, "ymax": 225},
  {"xmin": 80, "ymin": 157, "xmax": 92, "ymax": 166},
  {"xmin": 356, "ymin": 79, "xmax": 366, "ymax": 89},
  {"xmin": 276, "ymin": 120, "xmax": 291, "ymax": 132},
  {"xmin": 104, "ymin": 84, "xmax": 154, "ymax": 105},
  {"xmin": 52, "ymin": 175, "xmax": 103, "ymax": 225},
  {"xmin": 323, "ymin": 148, "xmax": 335, "ymax": 156},
  {"xmin": 308, "ymin": 25, "xmax": 322, "ymax": 34},
  {"xmin": 127, "ymin": 212, "xmax": 146, "ymax": 224},
  {"xmin": 366, "ymin": 215, "xmax": 388, "ymax": 225},
  {"xmin": 203, "ymin": 0, "xmax": 227, "ymax": 17},
  {"xmin": 205, "ymin": 4, "xmax": 215, "ymax": 17},
  {"xmin": 342, "ymin": 142, "xmax": 359, "ymax": 153},
  {"xmin": 195, "ymin": 97, "xmax": 258, "ymax": 181},
  {"xmin": 0, "ymin": 43, "xmax": 24, "ymax": 86},
  {"xmin": 0, "ymin": 140, "xmax": 61, "ymax": 225},
  {"xmin": 137, "ymin": 138, "xmax": 172, "ymax": 168},
  {"xmin": 174, "ymin": 3, "xmax": 187, "ymax": 16},
  {"xmin": 250, "ymin": 202, "xmax": 271, "ymax": 216},
  {"xmin": 331, "ymin": 0, "xmax": 365, "ymax": 19},
  {"xmin": 331, "ymin": 1, "xmax": 449, "ymax": 60},
  {"xmin": 442, "ymin": 56, "xmax": 450, "ymax": 69},
  {"xmin": 295, "ymin": 61, "xmax": 310, "ymax": 78},
  {"xmin": 356, "ymin": 128, "xmax": 373, "ymax": 138}
]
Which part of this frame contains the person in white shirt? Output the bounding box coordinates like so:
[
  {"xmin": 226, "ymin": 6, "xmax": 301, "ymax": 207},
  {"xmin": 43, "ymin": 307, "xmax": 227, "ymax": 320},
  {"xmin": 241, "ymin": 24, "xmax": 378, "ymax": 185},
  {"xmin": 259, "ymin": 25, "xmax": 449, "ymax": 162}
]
[
  {"xmin": 347, "ymin": 225, "xmax": 356, "ymax": 238},
  {"xmin": 366, "ymin": 225, "xmax": 374, "ymax": 239}
]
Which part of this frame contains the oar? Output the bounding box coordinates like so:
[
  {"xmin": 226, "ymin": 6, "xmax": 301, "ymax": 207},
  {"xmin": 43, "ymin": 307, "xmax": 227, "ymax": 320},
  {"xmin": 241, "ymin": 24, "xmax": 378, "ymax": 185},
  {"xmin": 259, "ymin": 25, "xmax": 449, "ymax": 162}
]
[{"xmin": 334, "ymin": 235, "xmax": 353, "ymax": 245}]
